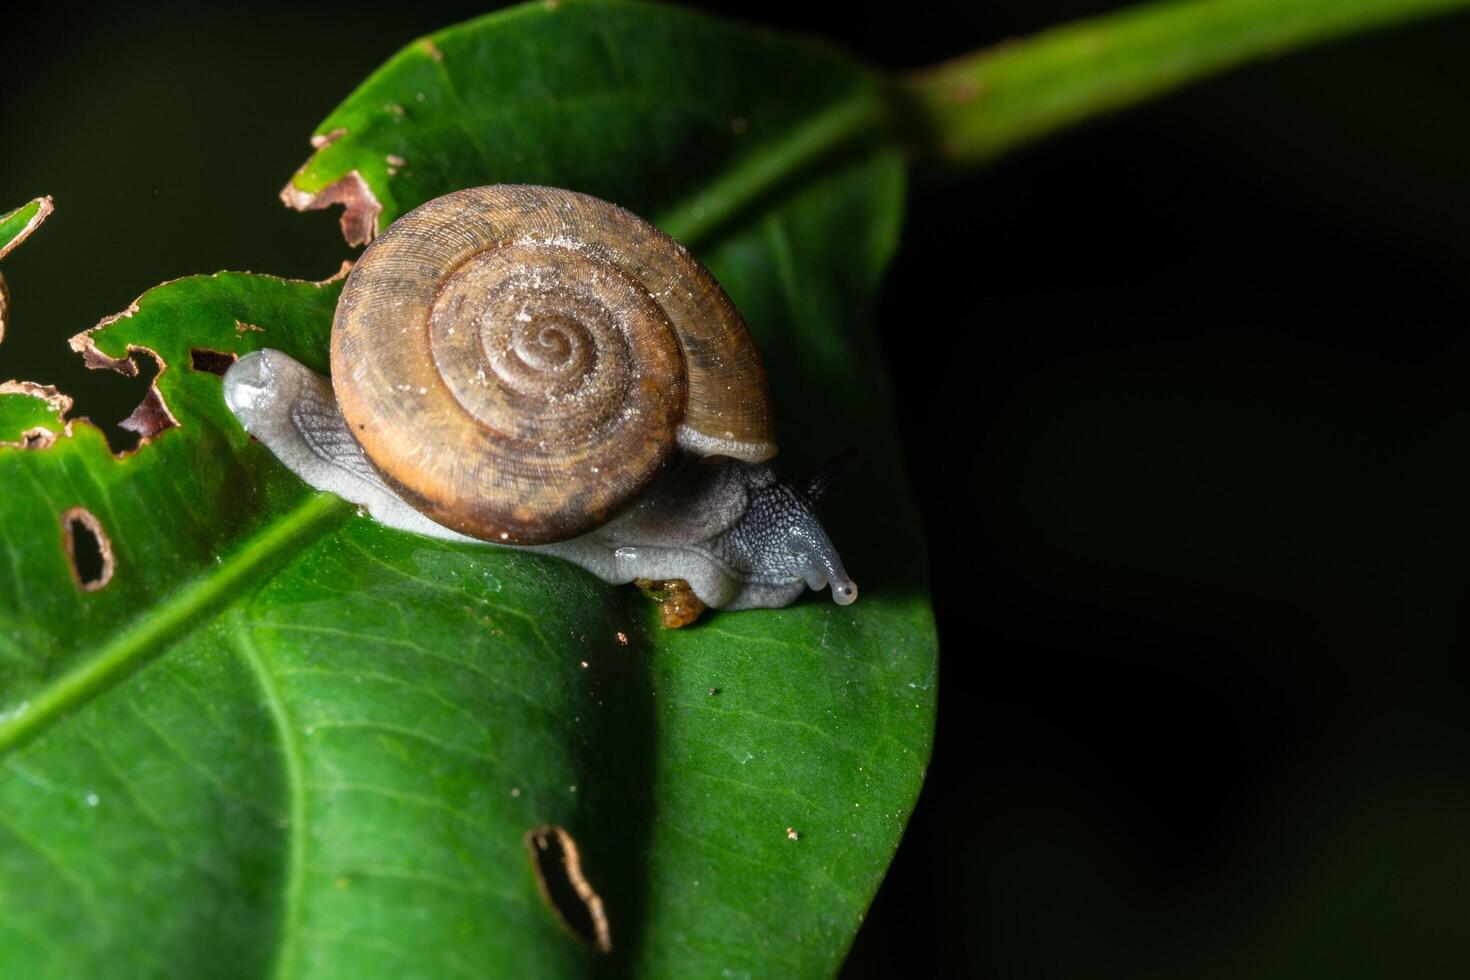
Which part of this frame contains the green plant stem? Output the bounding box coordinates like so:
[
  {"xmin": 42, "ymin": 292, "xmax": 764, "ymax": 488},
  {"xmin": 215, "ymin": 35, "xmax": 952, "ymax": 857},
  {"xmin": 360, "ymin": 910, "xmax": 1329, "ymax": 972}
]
[
  {"xmin": 0, "ymin": 492, "xmax": 351, "ymax": 755},
  {"xmin": 901, "ymin": 0, "xmax": 1470, "ymax": 168}
]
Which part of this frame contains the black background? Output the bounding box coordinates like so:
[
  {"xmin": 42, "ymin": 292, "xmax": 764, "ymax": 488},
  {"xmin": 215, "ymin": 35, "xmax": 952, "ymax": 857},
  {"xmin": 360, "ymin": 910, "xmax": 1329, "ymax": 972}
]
[{"xmin": 5, "ymin": 1, "xmax": 1470, "ymax": 976}]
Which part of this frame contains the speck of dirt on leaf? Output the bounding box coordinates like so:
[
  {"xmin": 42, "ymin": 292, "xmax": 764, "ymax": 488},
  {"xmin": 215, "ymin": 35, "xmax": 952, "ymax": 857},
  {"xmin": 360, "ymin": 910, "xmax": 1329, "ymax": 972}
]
[
  {"xmin": 511, "ymin": 787, "xmax": 521, "ymax": 798},
  {"xmin": 615, "ymin": 631, "xmax": 628, "ymax": 645},
  {"xmin": 708, "ymin": 687, "xmax": 720, "ymax": 696},
  {"xmin": 786, "ymin": 827, "xmax": 800, "ymax": 841},
  {"xmin": 580, "ymin": 660, "xmax": 589, "ymax": 669}
]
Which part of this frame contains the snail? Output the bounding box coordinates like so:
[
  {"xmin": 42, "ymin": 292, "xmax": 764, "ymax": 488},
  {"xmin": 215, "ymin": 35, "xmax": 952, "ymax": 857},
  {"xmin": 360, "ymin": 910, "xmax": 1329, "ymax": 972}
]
[{"xmin": 222, "ymin": 184, "xmax": 856, "ymax": 624}]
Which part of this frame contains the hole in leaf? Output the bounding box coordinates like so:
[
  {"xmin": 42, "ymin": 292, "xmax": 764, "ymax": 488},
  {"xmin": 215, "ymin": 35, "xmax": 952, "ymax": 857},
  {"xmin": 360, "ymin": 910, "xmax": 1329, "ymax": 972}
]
[
  {"xmin": 189, "ymin": 347, "xmax": 237, "ymax": 375},
  {"xmin": 118, "ymin": 379, "xmax": 179, "ymax": 451},
  {"xmin": 60, "ymin": 506, "xmax": 114, "ymax": 591},
  {"xmin": 22, "ymin": 428, "xmax": 55, "ymax": 450},
  {"xmin": 66, "ymin": 329, "xmax": 179, "ymax": 454},
  {"xmin": 525, "ymin": 825, "xmax": 611, "ymax": 953}
]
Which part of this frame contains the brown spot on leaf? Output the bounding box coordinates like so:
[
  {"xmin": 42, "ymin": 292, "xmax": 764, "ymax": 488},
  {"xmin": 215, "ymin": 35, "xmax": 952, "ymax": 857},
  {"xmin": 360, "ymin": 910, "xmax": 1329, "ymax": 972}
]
[
  {"xmin": 525, "ymin": 825, "xmax": 611, "ymax": 953},
  {"xmin": 234, "ymin": 319, "xmax": 266, "ymax": 334},
  {"xmin": 189, "ymin": 347, "xmax": 237, "ymax": 375},
  {"xmin": 119, "ymin": 383, "xmax": 179, "ymax": 446},
  {"xmin": 310, "ymin": 127, "xmax": 347, "ymax": 150},
  {"xmin": 60, "ymin": 506, "xmax": 114, "ymax": 591},
  {"xmin": 417, "ymin": 38, "xmax": 443, "ymax": 62},
  {"xmin": 279, "ymin": 170, "xmax": 383, "ymax": 246}
]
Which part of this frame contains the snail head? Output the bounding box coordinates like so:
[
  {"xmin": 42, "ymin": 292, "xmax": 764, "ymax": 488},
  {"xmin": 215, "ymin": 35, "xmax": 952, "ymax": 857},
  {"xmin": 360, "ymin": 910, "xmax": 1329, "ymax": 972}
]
[{"xmin": 718, "ymin": 454, "xmax": 858, "ymax": 607}]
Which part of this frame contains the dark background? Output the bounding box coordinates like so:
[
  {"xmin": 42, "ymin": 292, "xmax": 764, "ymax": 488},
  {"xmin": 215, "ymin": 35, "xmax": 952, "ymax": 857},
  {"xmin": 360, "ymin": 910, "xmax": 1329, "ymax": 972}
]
[{"xmin": 6, "ymin": 1, "xmax": 1470, "ymax": 975}]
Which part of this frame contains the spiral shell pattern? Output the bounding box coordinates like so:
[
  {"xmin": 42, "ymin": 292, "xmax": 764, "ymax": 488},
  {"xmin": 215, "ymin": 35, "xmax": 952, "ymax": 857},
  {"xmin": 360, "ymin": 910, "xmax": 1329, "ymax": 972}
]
[{"xmin": 331, "ymin": 185, "xmax": 775, "ymax": 544}]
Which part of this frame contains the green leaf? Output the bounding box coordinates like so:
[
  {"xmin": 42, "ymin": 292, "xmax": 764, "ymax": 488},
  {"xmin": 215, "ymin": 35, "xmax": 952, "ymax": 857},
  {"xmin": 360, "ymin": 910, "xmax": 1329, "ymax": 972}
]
[
  {"xmin": 0, "ymin": 381, "xmax": 69, "ymax": 448},
  {"xmin": 0, "ymin": 197, "xmax": 52, "ymax": 261},
  {"xmin": 900, "ymin": 0, "xmax": 1470, "ymax": 169},
  {"xmin": 0, "ymin": 3, "xmax": 934, "ymax": 978}
]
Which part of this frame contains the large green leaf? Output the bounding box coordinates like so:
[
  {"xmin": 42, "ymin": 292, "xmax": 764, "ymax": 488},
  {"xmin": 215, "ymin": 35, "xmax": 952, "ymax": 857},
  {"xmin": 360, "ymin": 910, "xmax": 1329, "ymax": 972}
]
[{"xmin": 0, "ymin": 3, "xmax": 935, "ymax": 977}]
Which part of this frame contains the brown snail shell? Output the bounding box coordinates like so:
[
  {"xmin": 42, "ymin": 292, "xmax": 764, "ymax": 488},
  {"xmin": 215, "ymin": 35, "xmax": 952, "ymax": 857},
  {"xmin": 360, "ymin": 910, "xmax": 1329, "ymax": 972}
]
[{"xmin": 331, "ymin": 184, "xmax": 776, "ymax": 545}]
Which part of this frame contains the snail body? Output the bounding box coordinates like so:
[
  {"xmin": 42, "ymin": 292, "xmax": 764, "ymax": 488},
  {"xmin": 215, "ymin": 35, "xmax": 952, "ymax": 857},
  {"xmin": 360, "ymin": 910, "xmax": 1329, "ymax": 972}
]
[{"xmin": 224, "ymin": 185, "xmax": 855, "ymax": 616}]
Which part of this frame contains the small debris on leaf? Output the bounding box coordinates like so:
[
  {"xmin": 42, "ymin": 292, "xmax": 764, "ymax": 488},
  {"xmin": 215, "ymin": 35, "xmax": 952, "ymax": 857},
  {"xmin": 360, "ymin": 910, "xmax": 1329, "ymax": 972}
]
[
  {"xmin": 61, "ymin": 506, "xmax": 114, "ymax": 591},
  {"xmin": 525, "ymin": 825, "xmax": 611, "ymax": 953},
  {"xmin": 615, "ymin": 631, "xmax": 628, "ymax": 646},
  {"xmin": 786, "ymin": 827, "xmax": 800, "ymax": 841},
  {"xmin": 234, "ymin": 319, "xmax": 266, "ymax": 334},
  {"xmin": 708, "ymin": 687, "xmax": 720, "ymax": 697}
]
